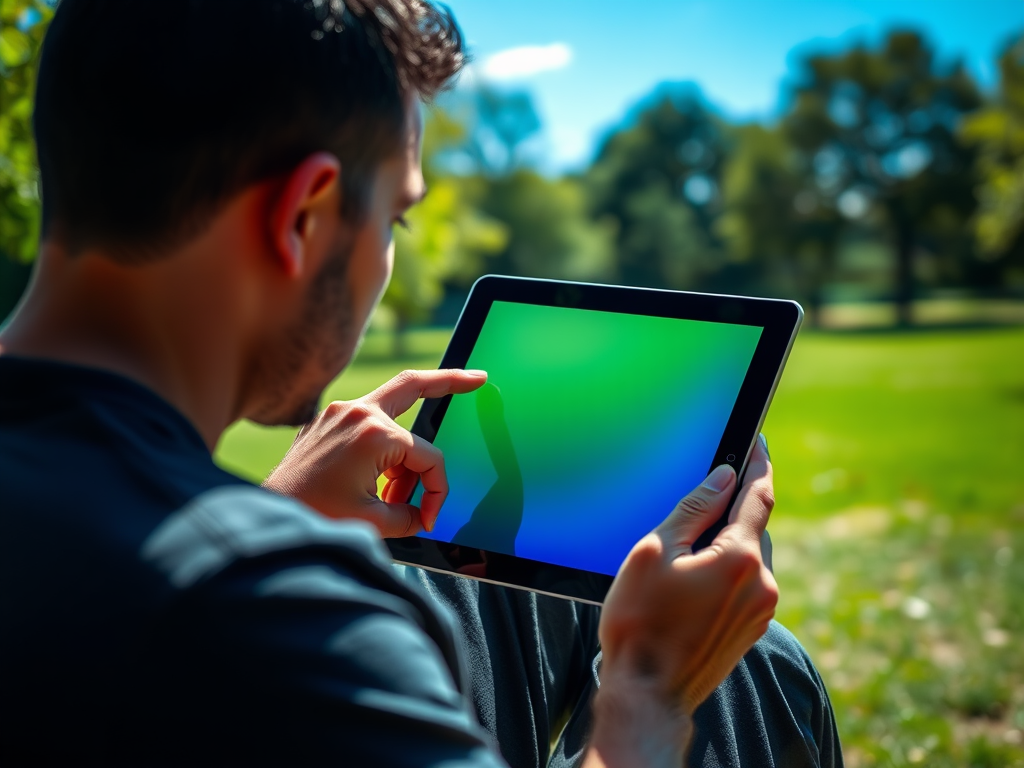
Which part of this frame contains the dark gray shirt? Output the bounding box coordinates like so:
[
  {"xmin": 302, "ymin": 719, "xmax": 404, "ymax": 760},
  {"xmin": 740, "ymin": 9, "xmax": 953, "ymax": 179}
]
[{"xmin": 0, "ymin": 358, "xmax": 501, "ymax": 766}]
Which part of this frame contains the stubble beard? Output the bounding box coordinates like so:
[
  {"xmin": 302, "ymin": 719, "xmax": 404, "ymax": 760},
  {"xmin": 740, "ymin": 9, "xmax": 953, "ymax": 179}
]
[{"xmin": 248, "ymin": 236, "xmax": 355, "ymax": 428}]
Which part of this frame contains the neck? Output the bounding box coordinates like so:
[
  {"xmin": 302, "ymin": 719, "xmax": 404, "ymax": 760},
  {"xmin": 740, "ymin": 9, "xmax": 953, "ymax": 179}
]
[{"xmin": 0, "ymin": 242, "xmax": 249, "ymax": 451}]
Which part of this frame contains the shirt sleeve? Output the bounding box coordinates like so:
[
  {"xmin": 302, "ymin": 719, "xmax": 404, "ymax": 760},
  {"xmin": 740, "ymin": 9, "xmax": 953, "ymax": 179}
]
[{"xmin": 141, "ymin": 485, "xmax": 509, "ymax": 768}]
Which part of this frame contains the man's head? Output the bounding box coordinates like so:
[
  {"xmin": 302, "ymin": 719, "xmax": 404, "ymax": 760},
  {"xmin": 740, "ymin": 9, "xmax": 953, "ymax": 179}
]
[{"xmin": 30, "ymin": 0, "xmax": 464, "ymax": 426}]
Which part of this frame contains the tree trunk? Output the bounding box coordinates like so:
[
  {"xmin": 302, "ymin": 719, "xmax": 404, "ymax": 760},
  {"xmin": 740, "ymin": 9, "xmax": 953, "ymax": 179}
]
[
  {"xmin": 804, "ymin": 243, "xmax": 836, "ymax": 330},
  {"xmin": 807, "ymin": 285, "xmax": 824, "ymax": 329},
  {"xmin": 893, "ymin": 215, "xmax": 916, "ymax": 328},
  {"xmin": 392, "ymin": 313, "xmax": 410, "ymax": 359}
]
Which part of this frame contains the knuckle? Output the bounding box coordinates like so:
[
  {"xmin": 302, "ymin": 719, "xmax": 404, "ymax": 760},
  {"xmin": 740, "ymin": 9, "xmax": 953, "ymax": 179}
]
[
  {"xmin": 322, "ymin": 400, "xmax": 346, "ymax": 419},
  {"xmin": 347, "ymin": 402, "xmax": 377, "ymax": 423},
  {"xmin": 674, "ymin": 494, "xmax": 709, "ymax": 518},
  {"xmin": 431, "ymin": 446, "xmax": 446, "ymax": 467},
  {"xmin": 624, "ymin": 533, "xmax": 664, "ymax": 569},
  {"xmin": 723, "ymin": 546, "xmax": 763, "ymax": 579},
  {"xmin": 367, "ymin": 422, "xmax": 405, "ymax": 449},
  {"xmin": 399, "ymin": 511, "xmax": 417, "ymax": 538},
  {"xmin": 393, "ymin": 369, "xmax": 419, "ymax": 387},
  {"xmin": 750, "ymin": 481, "xmax": 775, "ymax": 513},
  {"xmin": 750, "ymin": 574, "xmax": 779, "ymax": 626},
  {"xmin": 757, "ymin": 569, "xmax": 779, "ymax": 606},
  {"xmin": 325, "ymin": 401, "xmax": 377, "ymax": 427}
]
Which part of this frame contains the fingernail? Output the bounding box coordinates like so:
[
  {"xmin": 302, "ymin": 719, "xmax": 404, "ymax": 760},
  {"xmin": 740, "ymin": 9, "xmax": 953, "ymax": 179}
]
[
  {"xmin": 702, "ymin": 465, "xmax": 734, "ymax": 493},
  {"xmin": 759, "ymin": 433, "xmax": 771, "ymax": 460},
  {"xmin": 465, "ymin": 369, "xmax": 487, "ymax": 378}
]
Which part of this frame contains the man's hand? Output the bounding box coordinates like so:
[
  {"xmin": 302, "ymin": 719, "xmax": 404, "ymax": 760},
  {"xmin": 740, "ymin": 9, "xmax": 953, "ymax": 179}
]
[
  {"xmin": 264, "ymin": 369, "xmax": 487, "ymax": 537},
  {"xmin": 585, "ymin": 439, "xmax": 778, "ymax": 767}
]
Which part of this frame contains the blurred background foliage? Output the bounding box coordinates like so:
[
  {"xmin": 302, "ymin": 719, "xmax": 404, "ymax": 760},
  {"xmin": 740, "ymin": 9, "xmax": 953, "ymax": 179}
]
[
  {"xmin": 0, "ymin": 0, "xmax": 48, "ymax": 314},
  {"xmin": 3, "ymin": 6, "xmax": 1024, "ymax": 333},
  {"xmin": 3, "ymin": 3, "xmax": 1024, "ymax": 766}
]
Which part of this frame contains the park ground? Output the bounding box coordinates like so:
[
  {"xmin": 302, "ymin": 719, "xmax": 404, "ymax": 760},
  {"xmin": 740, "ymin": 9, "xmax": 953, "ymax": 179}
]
[{"xmin": 216, "ymin": 321, "xmax": 1024, "ymax": 768}]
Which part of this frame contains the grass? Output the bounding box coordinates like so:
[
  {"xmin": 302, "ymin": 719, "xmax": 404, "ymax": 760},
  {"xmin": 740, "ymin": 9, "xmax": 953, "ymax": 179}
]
[
  {"xmin": 765, "ymin": 327, "xmax": 1024, "ymax": 767},
  {"xmin": 214, "ymin": 324, "xmax": 1024, "ymax": 767}
]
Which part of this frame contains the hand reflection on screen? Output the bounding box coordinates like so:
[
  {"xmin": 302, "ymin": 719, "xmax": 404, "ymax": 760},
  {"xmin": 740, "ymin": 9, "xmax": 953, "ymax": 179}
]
[{"xmin": 451, "ymin": 382, "xmax": 524, "ymax": 555}]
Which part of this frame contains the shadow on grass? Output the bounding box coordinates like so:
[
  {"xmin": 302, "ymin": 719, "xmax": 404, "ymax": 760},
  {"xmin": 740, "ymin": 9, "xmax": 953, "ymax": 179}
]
[{"xmin": 1002, "ymin": 386, "xmax": 1024, "ymax": 404}]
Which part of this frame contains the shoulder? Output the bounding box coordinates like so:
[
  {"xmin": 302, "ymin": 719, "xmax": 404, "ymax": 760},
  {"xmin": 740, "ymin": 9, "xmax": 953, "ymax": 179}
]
[
  {"xmin": 141, "ymin": 485, "xmax": 457, "ymax": 655},
  {"xmin": 134, "ymin": 487, "xmax": 501, "ymax": 765},
  {"xmin": 142, "ymin": 484, "xmax": 469, "ymax": 705},
  {"xmin": 141, "ymin": 484, "xmax": 390, "ymax": 588}
]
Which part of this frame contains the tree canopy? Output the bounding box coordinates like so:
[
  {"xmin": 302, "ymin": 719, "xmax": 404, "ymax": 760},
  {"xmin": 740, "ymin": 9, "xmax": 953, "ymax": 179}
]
[
  {"xmin": 962, "ymin": 34, "xmax": 1024, "ymax": 282},
  {"xmin": 784, "ymin": 31, "xmax": 982, "ymax": 324},
  {"xmin": 0, "ymin": 0, "xmax": 50, "ymax": 263},
  {"xmin": 3, "ymin": 16, "xmax": 1022, "ymax": 329}
]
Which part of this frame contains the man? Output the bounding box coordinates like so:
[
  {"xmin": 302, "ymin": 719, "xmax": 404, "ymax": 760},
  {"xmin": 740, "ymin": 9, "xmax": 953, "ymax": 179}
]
[{"xmin": 0, "ymin": 0, "xmax": 841, "ymax": 765}]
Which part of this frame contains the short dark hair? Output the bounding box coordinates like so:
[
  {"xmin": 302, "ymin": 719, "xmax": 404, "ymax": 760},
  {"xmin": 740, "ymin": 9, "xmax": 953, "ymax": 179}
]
[{"xmin": 34, "ymin": 0, "xmax": 464, "ymax": 261}]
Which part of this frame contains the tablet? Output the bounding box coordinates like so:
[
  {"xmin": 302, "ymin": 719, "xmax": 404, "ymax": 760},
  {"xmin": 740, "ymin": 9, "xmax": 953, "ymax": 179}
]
[{"xmin": 386, "ymin": 276, "xmax": 802, "ymax": 604}]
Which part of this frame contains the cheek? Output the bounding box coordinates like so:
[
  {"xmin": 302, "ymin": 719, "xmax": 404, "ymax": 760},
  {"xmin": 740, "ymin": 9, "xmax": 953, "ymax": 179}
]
[
  {"xmin": 371, "ymin": 221, "xmax": 395, "ymax": 293},
  {"xmin": 348, "ymin": 221, "xmax": 394, "ymax": 309}
]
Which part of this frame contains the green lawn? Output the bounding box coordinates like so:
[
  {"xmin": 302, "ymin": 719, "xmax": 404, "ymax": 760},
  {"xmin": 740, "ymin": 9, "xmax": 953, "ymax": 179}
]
[{"xmin": 214, "ymin": 325, "xmax": 1024, "ymax": 768}]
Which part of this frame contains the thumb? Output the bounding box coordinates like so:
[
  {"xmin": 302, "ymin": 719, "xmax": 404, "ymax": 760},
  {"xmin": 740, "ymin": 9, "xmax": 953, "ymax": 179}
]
[
  {"xmin": 656, "ymin": 465, "xmax": 737, "ymax": 560},
  {"xmin": 358, "ymin": 499, "xmax": 425, "ymax": 539}
]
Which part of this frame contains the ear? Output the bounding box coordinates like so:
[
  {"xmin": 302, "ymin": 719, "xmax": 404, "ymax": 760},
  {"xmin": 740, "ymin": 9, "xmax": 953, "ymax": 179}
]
[{"xmin": 271, "ymin": 152, "xmax": 342, "ymax": 278}]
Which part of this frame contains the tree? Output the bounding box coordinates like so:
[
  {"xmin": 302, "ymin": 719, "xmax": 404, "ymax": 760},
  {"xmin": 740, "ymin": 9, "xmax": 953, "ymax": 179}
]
[
  {"xmin": 0, "ymin": 0, "xmax": 50, "ymax": 322},
  {"xmin": 717, "ymin": 123, "xmax": 845, "ymax": 325},
  {"xmin": 586, "ymin": 86, "xmax": 728, "ymax": 291},
  {"xmin": 785, "ymin": 31, "xmax": 982, "ymax": 325},
  {"xmin": 381, "ymin": 108, "xmax": 507, "ymax": 355},
  {"xmin": 479, "ymin": 169, "xmax": 616, "ymax": 282},
  {"xmin": 0, "ymin": 0, "xmax": 49, "ymax": 264},
  {"xmin": 422, "ymin": 87, "xmax": 615, "ymax": 302},
  {"xmin": 961, "ymin": 34, "xmax": 1024, "ymax": 285},
  {"xmin": 434, "ymin": 84, "xmax": 543, "ymax": 177}
]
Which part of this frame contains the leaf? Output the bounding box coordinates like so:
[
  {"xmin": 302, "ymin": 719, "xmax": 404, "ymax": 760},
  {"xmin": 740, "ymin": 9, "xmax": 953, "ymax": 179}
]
[{"xmin": 0, "ymin": 26, "xmax": 30, "ymax": 68}]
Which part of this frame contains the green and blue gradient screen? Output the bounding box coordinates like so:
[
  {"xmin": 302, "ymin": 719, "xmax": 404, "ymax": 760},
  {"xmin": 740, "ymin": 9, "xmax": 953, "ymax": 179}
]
[{"xmin": 416, "ymin": 301, "xmax": 762, "ymax": 576}]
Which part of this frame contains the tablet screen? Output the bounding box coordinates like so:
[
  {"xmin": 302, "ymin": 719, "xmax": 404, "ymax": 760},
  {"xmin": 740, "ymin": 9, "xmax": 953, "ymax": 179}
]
[{"xmin": 414, "ymin": 300, "xmax": 762, "ymax": 577}]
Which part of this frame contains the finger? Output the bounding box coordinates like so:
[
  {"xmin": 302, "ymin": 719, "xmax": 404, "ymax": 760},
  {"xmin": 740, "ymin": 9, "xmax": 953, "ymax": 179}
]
[
  {"xmin": 383, "ymin": 464, "xmax": 408, "ymax": 480},
  {"xmin": 381, "ymin": 467, "xmax": 410, "ymax": 499},
  {"xmin": 382, "ymin": 465, "xmax": 416, "ymax": 500},
  {"xmin": 397, "ymin": 433, "xmax": 448, "ymax": 532},
  {"xmin": 382, "ymin": 471, "xmax": 420, "ymax": 506},
  {"xmin": 360, "ymin": 498, "xmax": 424, "ymax": 538},
  {"xmin": 745, "ymin": 434, "xmax": 771, "ymax": 489},
  {"xmin": 760, "ymin": 529, "xmax": 774, "ymax": 573},
  {"xmin": 655, "ymin": 464, "xmax": 737, "ymax": 560},
  {"xmin": 726, "ymin": 438, "xmax": 774, "ymax": 540},
  {"xmin": 368, "ymin": 369, "xmax": 488, "ymax": 419}
]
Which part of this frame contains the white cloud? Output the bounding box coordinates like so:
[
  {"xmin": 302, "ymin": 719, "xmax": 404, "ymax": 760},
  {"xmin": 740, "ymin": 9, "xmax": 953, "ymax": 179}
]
[{"xmin": 482, "ymin": 43, "xmax": 572, "ymax": 81}]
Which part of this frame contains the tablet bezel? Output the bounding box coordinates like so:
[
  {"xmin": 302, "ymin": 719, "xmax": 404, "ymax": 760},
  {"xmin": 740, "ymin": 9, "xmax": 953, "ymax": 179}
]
[{"xmin": 386, "ymin": 275, "xmax": 802, "ymax": 604}]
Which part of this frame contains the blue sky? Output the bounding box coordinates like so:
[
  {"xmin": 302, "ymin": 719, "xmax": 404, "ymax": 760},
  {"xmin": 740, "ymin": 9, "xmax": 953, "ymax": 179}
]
[{"xmin": 443, "ymin": 0, "xmax": 1024, "ymax": 171}]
